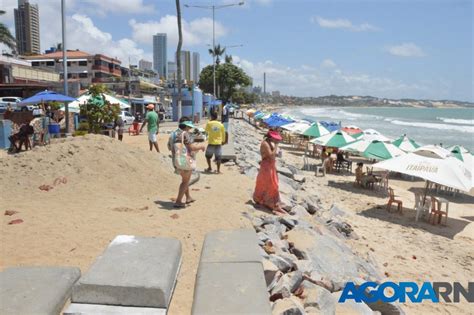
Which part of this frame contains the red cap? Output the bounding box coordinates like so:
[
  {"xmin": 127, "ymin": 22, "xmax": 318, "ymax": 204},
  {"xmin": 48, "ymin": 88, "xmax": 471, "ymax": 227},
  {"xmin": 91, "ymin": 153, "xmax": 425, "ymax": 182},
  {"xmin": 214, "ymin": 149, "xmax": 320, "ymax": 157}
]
[{"xmin": 267, "ymin": 130, "xmax": 282, "ymax": 141}]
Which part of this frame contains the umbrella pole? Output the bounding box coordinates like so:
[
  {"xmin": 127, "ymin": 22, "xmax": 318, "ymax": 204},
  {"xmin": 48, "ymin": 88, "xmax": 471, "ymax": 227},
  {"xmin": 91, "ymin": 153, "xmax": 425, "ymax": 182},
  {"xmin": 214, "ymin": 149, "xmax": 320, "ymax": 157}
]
[{"xmin": 422, "ymin": 180, "xmax": 430, "ymax": 206}]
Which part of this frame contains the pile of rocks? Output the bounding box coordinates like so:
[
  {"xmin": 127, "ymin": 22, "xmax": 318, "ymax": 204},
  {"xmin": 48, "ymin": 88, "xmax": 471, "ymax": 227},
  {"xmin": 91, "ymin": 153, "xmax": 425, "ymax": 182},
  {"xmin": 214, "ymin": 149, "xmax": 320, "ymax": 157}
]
[{"xmin": 233, "ymin": 119, "xmax": 404, "ymax": 315}]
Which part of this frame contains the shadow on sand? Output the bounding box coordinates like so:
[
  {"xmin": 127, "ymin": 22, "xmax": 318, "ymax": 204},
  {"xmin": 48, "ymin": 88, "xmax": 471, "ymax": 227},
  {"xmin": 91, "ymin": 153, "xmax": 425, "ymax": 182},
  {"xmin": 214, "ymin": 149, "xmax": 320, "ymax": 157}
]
[
  {"xmin": 154, "ymin": 200, "xmax": 178, "ymax": 210},
  {"xmin": 407, "ymin": 187, "xmax": 474, "ymax": 205},
  {"xmin": 327, "ymin": 180, "xmax": 388, "ymax": 198},
  {"xmin": 359, "ymin": 206, "xmax": 471, "ymax": 240}
]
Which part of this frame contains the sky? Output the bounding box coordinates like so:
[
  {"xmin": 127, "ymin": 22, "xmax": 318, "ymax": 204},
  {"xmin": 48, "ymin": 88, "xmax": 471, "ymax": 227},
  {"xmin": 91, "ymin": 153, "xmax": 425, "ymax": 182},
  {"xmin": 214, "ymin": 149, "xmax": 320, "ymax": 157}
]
[{"xmin": 1, "ymin": 0, "xmax": 473, "ymax": 102}]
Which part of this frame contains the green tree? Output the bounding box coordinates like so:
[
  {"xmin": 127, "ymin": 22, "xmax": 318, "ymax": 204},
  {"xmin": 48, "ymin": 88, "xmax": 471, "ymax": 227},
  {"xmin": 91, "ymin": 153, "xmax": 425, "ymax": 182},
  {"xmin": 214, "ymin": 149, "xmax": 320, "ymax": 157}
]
[
  {"xmin": 80, "ymin": 84, "xmax": 120, "ymax": 134},
  {"xmin": 199, "ymin": 63, "xmax": 252, "ymax": 103},
  {"xmin": 0, "ymin": 10, "xmax": 16, "ymax": 51},
  {"xmin": 208, "ymin": 44, "xmax": 226, "ymax": 65},
  {"xmin": 231, "ymin": 89, "xmax": 257, "ymax": 104}
]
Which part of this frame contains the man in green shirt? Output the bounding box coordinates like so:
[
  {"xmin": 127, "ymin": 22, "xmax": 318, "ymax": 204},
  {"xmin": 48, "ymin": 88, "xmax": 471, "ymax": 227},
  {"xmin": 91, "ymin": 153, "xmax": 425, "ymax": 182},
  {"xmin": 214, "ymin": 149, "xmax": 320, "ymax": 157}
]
[{"xmin": 140, "ymin": 104, "xmax": 160, "ymax": 152}]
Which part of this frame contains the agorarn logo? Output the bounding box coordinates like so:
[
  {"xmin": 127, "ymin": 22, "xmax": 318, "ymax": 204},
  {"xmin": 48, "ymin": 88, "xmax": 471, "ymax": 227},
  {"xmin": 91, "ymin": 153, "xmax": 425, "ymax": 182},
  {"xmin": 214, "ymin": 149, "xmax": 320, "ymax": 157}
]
[{"xmin": 339, "ymin": 282, "xmax": 474, "ymax": 303}]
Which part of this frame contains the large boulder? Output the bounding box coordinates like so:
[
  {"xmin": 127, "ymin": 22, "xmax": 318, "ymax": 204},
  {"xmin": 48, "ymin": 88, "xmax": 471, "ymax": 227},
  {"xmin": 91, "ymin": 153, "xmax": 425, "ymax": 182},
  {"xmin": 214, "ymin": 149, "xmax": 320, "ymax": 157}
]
[
  {"xmin": 332, "ymin": 291, "xmax": 374, "ymax": 315},
  {"xmin": 272, "ymin": 297, "xmax": 306, "ymax": 315},
  {"xmin": 285, "ymin": 228, "xmax": 380, "ymax": 284},
  {"xmin": 300, "ymin": 281, "xmax": 336, "ymax": 313}
]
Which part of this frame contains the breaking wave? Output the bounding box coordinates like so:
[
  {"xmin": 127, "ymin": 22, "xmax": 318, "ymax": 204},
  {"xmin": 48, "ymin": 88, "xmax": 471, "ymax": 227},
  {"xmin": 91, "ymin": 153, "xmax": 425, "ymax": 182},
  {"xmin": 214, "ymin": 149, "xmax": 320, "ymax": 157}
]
[
  {"xmin": 390, "ymin": 120, "xmax": 474, "ymax": 133},
  {"xmin": 436, "ymin": 117, "xmax": 473, "ymax": 125}
]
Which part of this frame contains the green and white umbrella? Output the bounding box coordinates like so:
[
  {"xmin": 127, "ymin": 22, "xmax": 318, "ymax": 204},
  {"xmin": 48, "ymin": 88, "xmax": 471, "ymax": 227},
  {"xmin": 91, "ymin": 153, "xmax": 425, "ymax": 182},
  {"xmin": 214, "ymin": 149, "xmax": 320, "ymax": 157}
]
[
  {"xmin": 310, "ymin": 130, "xmax": 356, "ymax": 148},
  {"xmin": 302, "ymin": 122, "xmax": 330, "ymax": 138},
  {"xmin": 392, "ymin": 134, "xmax": 420, "ymax": 152},
  {"xmin": 340, "ymin": 139, "xmax": 406, "ymax": 160},
  {"xmin": 448, "ymin": 145, "xmax": 473, "ymax": 173},
  {"xmin": 68, "ymin": 92, "xmax": 130, "ymax": 110}
]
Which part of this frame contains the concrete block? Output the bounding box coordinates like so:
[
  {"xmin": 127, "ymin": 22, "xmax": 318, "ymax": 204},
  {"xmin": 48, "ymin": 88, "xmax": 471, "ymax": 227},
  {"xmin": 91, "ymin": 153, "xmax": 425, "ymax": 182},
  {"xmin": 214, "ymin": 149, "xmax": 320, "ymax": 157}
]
[
  {"xmin": 0, "ymin": 266, "xmax": 81, "ymax": 315},
  {"xmin": 64, "ymin": 303, "xmax": 166, "ymax": 315},
  {"xmin": 72, "ymin": 235, "xmax": 181, "ymax": 308},
  {"xmin": 192, "ymin": 262, "xmax": 271, "ymax": 315},
  {"xmin": 200, "ymin": 229, "xmax": 262, "ymax": 263}
]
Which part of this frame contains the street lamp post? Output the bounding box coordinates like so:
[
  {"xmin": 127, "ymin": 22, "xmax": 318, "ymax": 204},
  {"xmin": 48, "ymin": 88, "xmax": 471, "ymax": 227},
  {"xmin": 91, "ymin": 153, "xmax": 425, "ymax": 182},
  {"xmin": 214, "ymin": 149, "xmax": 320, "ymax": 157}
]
[
  {"xmin": 184, "ymin": 2, "xmax": 244, "ymax": 99},
  {"xmin": 61, "ymin": 0, "xmax": 69, "ymax": 134}
]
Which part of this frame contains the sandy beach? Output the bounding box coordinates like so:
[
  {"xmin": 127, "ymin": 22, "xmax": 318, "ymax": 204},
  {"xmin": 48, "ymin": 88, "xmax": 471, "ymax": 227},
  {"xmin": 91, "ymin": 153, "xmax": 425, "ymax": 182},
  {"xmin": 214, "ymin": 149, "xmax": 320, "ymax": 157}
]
[{"xmin": 1, "ymin": 118, "xmax": 473, "ymax": 314}]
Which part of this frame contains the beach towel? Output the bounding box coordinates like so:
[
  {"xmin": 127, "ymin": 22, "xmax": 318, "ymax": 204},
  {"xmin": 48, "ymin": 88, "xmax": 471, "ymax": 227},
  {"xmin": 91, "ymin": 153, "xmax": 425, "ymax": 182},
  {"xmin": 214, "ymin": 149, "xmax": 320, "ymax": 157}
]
[{"xmin": 253, "ymin": 157, "xmax": 280, "ymax": 210}]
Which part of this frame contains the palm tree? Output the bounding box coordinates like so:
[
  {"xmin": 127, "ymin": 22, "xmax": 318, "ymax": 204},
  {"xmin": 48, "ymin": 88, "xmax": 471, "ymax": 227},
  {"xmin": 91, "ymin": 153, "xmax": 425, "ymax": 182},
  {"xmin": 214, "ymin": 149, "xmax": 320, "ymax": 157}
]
[
  {"xmin": 208, "ymin": 44, "xmax": 226, "ymax": 65},
  {"xmin": 224, "ymin": 54, "xmax": 233, "ymax": 64},
  {"xmin": 0, "ymin": 10, "xmax": 16, "ymax": 51},
  {"xmin": 175, "ymin": 0, "xmax": 183, "ymax": 119}
]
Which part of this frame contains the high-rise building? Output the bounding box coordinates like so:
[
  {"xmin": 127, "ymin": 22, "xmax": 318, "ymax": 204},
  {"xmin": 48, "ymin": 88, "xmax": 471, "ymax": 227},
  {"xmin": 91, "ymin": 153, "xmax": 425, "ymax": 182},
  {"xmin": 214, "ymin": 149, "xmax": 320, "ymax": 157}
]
[
  {"xmin": 192, "ymin": 52, "xmax": 200, "ymax": 83},
  {"xmin": 167, "ymin": 61, "xmax": 177, "ymax": 83},
  {"xmin": 153, "ymin": 33, "xmax": 167, "ymax": 79},
  {"xmin": 14, "ymin": 0, "xmax": 41, "ymax": 55},
  {"xmin": 139, "ymin": 59, "xmax": 152, "ymax": 71},
  {"xmin": 176, "ymin": 50, "xmax": 192, "ymax": 82}
]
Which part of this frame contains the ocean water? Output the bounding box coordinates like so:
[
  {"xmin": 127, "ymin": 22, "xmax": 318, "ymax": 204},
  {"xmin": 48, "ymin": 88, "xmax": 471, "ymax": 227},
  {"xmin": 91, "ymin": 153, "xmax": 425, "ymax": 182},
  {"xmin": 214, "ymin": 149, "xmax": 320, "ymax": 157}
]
[{"xmin": 287, "ymin": 107, "xmax": 474, "ymax": 151}]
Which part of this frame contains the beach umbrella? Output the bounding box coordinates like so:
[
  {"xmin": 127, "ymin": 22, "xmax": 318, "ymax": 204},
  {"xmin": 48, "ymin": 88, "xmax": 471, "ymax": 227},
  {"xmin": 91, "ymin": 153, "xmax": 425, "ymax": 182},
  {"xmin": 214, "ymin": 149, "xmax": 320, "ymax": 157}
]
[
  {"xmin": 68, "ymin": 92, "xmax": 130, "ymax": 109},
  {"xmin": 341, "ymin": 125, "xmax": 363, "ymax": 135},
  {"xmin": 447, "ymin": 145, "xmax": 472, "ymax": 162},
  {"xmin": 281, "ymin": 121, "xmax": 312, "ymax": 134},
  {"xmin": 340, "ymin": 139, "xmax": 406, "ymax": 160},
  {"xmin": 373, "ymin": 145, "xmax": 472, "ymax": 192},
  {"xmin": 319, "ymin": 121, "xmax": 340, "ymax": 132},
  {"xmin": 302, "ymin": 122, "xmax": 330, "ymax": 138},
  {"xmin": 246, "ymin": 109, "xmax": 256, "ymax": 117},
  {"xmin": 392, "ymin": 134, "xmax": 420, "ymax": 152},
  {"xmin": 310, "ymin": 130, "xmax": 356, "ymax": 148},
  {"xmin": 357, "ymin": 128, "xmax": 392, "ymax": 142},
  {"xmin": 448, "ymin": 145, "xmax": 473, "ymax": 173},
  {"xmin": 19, "ymin": 90, "xmax": 76, "ymax": 104}
]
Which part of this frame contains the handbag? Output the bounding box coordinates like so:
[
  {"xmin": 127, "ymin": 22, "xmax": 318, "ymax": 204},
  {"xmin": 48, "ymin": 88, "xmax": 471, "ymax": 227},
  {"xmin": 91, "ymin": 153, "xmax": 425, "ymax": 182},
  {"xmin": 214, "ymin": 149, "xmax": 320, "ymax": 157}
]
[{"xmin": 174, "ymin": 132, "xmax": 195, "ymax": 171}]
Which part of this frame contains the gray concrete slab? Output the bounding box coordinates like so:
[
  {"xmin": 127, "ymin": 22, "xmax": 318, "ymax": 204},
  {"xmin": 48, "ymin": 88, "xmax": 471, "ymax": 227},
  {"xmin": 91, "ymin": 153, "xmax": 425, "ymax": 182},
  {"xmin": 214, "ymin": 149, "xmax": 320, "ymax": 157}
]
[
  {"xmin": 192, "ymin": 262, "xmax": 272, "ymax": 315},
  {"xmin": 0, "ymin": 266, "xmax": 81, "ymax": 315},
  {"xmin": 72, "ymin": 235, "xmax": 181, "ymax": 308},
  {"xmin": 200, "ymin": 229, "xmax": 262, "ymax": 263},
  {"xmin": 64, "ymin": 303, "xmax": 166, "ymax": 315},
  {"xmin": 222, "ymin": 122, "xmax": 237, "ymax": 161}
]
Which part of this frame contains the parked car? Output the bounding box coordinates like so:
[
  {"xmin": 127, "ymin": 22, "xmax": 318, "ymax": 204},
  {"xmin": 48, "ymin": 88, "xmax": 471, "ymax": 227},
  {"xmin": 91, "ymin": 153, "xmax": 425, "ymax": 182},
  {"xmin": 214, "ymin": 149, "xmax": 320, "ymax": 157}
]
[
  {"xmin": 0, "ymin": 96, "xmax": 22, "ymax": 112},
  {"xmin": 119, "ymin": 111, "xmax": 136, "ymax": 125}
]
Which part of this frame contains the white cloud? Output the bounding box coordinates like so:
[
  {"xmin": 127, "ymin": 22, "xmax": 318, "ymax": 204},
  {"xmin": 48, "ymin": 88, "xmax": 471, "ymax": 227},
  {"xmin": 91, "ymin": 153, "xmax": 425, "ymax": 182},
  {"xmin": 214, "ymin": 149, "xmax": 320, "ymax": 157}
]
[
  {"xmin": 66, "ymin": 14, "xmax": 147, "ymax": 65},
  {"xmin": 129, "ymin": 15, "xmax": 227, "ymax": 48},
  {"xmin": 386, "ymin": 43, "xmax": 426, "ymax": 57},
  {"xmin": 311, "ymin": 16, "xmax": 379, "ymax": 32},
  {"xmin": 233, "ymin": 57, "xmax": 435, "ymax": 99},
  {"xmin": 321, "ymin": 59, "xmax": 337, "ymax": 68}
]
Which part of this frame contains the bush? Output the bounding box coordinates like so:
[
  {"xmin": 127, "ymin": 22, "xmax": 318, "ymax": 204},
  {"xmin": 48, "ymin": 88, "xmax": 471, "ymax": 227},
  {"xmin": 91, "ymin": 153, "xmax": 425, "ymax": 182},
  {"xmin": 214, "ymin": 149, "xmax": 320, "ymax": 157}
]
[
  {"xmin": 78, "ymin": 122, "xmax": 89, "ymax": 131},
  {"xmin": 73, "ymin": 130, "xmax": 88, "ymax": 137}
]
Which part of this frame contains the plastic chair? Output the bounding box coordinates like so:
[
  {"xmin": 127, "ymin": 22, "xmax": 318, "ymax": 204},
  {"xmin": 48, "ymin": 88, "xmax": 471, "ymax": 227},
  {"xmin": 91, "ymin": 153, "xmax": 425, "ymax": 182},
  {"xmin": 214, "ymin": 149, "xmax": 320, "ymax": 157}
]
[
  {"xmin": 128, "ymin": 122, "xmax": 140, "ymax": 136},
  {"xmin": 429, "ymin": 196, "xmax": 449, "ymax": 225},
  {"xmin": 386, "ymin": 187, "xmax": 403, "ymax": 213}
]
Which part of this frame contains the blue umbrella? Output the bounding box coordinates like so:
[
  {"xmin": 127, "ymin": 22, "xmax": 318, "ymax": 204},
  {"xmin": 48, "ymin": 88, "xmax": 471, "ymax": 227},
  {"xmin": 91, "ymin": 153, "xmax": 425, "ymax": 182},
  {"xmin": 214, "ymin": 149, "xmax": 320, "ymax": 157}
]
[{"xmin": 19, "ymin": 90, "xmax": 77, "ymax": 105}]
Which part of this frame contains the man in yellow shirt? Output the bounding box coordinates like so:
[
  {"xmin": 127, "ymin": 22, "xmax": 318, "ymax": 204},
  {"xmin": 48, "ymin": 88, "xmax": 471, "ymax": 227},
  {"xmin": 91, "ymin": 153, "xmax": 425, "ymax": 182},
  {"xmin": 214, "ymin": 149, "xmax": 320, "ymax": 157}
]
[{"xmin": 205, "ymin": 112, "xmax": 226, "ymax": 173}]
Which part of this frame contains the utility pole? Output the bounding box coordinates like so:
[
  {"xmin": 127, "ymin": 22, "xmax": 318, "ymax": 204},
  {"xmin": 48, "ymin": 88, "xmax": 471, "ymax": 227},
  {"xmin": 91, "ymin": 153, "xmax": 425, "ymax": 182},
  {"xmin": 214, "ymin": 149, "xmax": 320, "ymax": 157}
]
[
  {"xmin": 128, "ymin": 56, "xmax": 132, "ymax": 113},
  {"xmin": 184, "ymin": 1, "xmax": 244, "ymax": 98},
  {"xmin": 263, "ymin": 72, "xmax": 266, "ymax": 105},
  {"xmin": 61, "ymin": 0, "xmax": 69, "ymax": 133}
]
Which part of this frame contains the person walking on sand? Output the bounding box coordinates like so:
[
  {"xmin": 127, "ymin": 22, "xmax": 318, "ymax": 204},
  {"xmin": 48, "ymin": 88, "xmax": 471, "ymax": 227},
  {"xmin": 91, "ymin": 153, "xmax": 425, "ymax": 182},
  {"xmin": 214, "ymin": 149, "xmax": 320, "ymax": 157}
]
[
  {"xmin": 253, "ymin": 130, "xmax": 287, "ymax": 215},
  {"xmin": 171, "ymin": 120, "xmax": 205, "ymax": 208},
  {"xmin": 114, "ymin": 115, "xmax": 124, "ymax": 141},
  {"xmin": 204, "ymin": 111, "xmax": 226, "ymax": 173},
  {"xmin": 140, "ymin": 104, "xmax": 160, "ymax": 153}
]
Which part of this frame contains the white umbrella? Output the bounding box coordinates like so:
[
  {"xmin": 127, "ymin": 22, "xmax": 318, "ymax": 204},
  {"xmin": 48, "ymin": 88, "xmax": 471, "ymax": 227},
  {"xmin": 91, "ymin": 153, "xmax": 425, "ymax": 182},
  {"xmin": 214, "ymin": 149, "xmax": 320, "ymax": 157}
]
[
  {"xmin": 281, "ymin": 121, "xmax": 312, "ymax": 134},
  {"xmin": 358, "ymin": 129, "xmax": 392, "ymax": 142},
  {"xmin": 373, "ymin": 145, "xmax": 472, "ymax": 192},
  {"xmin": 68, "ymin": 93, "xmax": 130, "ymax": 110}
]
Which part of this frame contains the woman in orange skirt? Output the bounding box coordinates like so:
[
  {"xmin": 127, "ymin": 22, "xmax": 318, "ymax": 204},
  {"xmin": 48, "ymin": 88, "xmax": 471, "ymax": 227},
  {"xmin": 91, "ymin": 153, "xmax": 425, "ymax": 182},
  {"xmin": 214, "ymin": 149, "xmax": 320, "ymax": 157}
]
[{"xmin": 253, "ymin": 130, "xmax": 287, "ymax": 215}]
